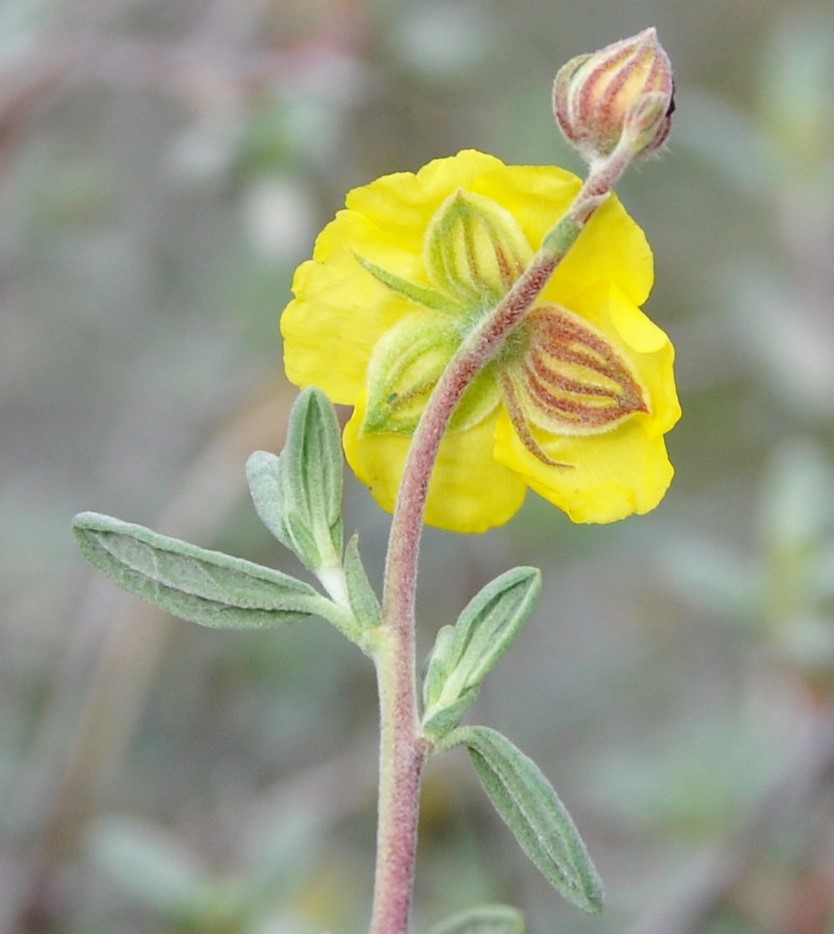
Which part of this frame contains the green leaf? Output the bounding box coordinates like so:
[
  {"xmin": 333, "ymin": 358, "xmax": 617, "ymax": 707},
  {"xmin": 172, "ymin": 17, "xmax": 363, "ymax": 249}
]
[
  {"xmin": 72, "ymin": 512, "xmax": 325, "ymax": 629},
  {"xmin": 425, "ymin": 904, "xmax": 526, "ymax": 934},
  {"xmin": 445, "ymin": 726, "xmax": 603, "ymax": 915},
  {"xmin": 423, "ymin": 625, "xmax": 456, "ymax": 708},
  {"xmin": 343, "ymin": 534, "xmax": 381, "ymax": 627},
  {"xmin": 421, "ymin": 686, "xmax": 479, "ymax": 738},
  {"xmin": 248, "ymin": 388, "xmax": 344, "ymax": 571},
  {"xmin": 422, "ymin": 567, "xmax": 540, "ymax": 736},
  {"xmin": 246, "ymin": 449, "xmax": 293, "ymax": 546}
]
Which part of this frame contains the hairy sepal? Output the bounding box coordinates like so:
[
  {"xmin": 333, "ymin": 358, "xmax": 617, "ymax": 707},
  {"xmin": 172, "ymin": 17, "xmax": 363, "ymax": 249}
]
[{"xmin": 425, "ymin": 189, "xmax": 532, "ymax": 307}]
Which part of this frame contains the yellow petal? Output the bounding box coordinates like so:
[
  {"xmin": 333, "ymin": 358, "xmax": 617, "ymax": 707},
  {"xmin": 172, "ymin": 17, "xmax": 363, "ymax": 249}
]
[
  {"xmin": 281, "ymin": 250, "xmax": 416, "ymax": 404},
  {"xmin": 344, "ymin": 151, "xmax": 507, "ymax": 250},
  {"xmin": 282, "ymin": 151, "xmax": 508, "ymax": 404},
  {"xmin": 494, "ymin": 407, "xmax": 675, "ymax": 523},
  {"xmin": 467, "ymin": 162, "xmax": 653, "ymax": 307},
  {"xmin": 543, "ymin": 192, "xmax": 654, "ymax": 307},
  {"xmin": 469, "ymin": 163, "xmax": 581, "ymax": 256},
  {"xmin": 539, "ymin": 284, "xmax": 680, "ymax": 436},
  {"xmin": 344, "ymin": 391, "xmax": 527, "ymax": 534},
  {"xmin": 494, "ymin": 283, "xmax": 679, "ymax": 523},
  {"xmin": 605, "ymin": 284, "xmax": 681, "ymax": 436}
]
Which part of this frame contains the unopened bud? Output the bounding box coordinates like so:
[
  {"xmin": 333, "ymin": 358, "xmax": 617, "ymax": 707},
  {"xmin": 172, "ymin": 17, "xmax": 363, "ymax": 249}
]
[{"xmin": 552, "ymin": 28, "xmax": 675, "ymax": 162}]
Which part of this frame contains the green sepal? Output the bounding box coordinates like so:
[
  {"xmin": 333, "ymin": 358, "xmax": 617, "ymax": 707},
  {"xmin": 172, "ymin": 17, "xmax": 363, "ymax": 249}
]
[
  {"xmin": 442, "ymin": 726, "xmax": 603, "ymax": 915},
  {"xmin": 363, "ymin": 311, "xmax": 461, "ymax": 435},
  {"xmin": 425, "ymin": 903, "xmax": 526, "ymax": 934},
  {"xmin": 72, "ymin": 512, "xmax": 326, "ymax": 629},
  {"xmin": 343, "ymin": 534, "xmax": 381, "ymax": 628},
  {"xmin": 356, "ymin": 255, "xmax": 462, "ymax": 315},
  {"xmin": 247, "ymin": 388, "xmax": 344, "ymax": 572},
  {"xmin": 425, "ymin": 190, "xmax": 532, "ymax": 308},
  {"xmin": 422, "ymin": 567, "xmax": 541, "ymax": 737}
]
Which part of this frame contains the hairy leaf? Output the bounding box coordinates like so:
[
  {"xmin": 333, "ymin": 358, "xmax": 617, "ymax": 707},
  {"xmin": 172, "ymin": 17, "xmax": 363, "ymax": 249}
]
[
  {"xmin": 73, "ymin": 512, "xmax": 325, "ymax": 629},
  {"xmin": 248, "ymin": 387, "xmax": 344, "ymax": 571},
  {"xmin": 446, "ymin": 726, "xmax": 603, "ymax": 914},
  {"xmin": 425, "ymin": 903, "xmax": 526, "ymax": 934},
  {"xmin": 343, "ymin": 534, "xmax": 381, "ymax": 627},
  {"xmin": 422, "ymin": 568, "xmax": 540, "ymax": 736}
]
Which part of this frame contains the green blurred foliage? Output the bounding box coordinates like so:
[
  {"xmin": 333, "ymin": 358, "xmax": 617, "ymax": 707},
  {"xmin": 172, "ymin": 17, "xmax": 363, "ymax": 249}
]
[{"xmin": 2, "ymin": 0, "xmax": 834, "ymax": 932}]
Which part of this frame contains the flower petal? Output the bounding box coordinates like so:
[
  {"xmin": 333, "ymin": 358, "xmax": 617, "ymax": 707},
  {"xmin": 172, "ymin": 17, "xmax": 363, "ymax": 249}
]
[
  {"xmin": 281, "ymin": 249, "xmax": 414, "ymax": 404},
  {"xmin": 544, "ymin": 192, "xmax": 654, "ymax": 307},
  {"xmin": 467, "ymin": 163, "xmax": 653, "ymax": 306},
  {"xmin": 282, "ymin": 151, "xmax": 509, "ymax": 404},
  {"xmin": 344, "ymin": 391, "xmax": 527, "ymax": 534},
  {"xmin": 494, "ymin": 407, "xmax": 675, "ymax": 523},
  {"xmin": 495, "ymin": 283, "xmax": 679, "ymax": 523},
  {"xmin": 344, "ymin": 151, "xmax": 507, "ymax": 249}
]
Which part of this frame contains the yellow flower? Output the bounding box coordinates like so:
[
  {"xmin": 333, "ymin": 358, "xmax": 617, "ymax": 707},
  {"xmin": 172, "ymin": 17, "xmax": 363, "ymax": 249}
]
[{"xmin": 281, "ymin": 150, "xmax": 680, "ymax": 534}]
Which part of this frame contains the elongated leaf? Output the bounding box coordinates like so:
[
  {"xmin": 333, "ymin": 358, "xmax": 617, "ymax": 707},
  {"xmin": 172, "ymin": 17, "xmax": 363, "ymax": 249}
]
[
  {"xmin": 423, "ymin": 625, "xmax": 457, "ymax": 710},
  {"xmin": 425, "ymin": 904, "xmax": 526, "ymax": 934},
  {"xmin": 247, "ymin": 388, "xmax": 344, "ymax": 572},
  {"xmin": 246, "ymin": 449, "xmax": 293, "ymax": 547},
  {"xmin": 343, "ymin": 534, "xmax": 381, "ymax": 627},
  {"xmin": 447, "ymin": 567, "xmax": 541, "ymax": 690},
  {"xmin": 421, "ymin": 687, "xmax": 478, "ymax": 738},
  {"xmin": 287, "ymin": 387, "xmax": 343, "ymax": 530},
  {"xmin": 422, "ymin": 568, "xmax": 540, "ymax": 736},
  {"xmin": 73, "ymin": 512, "xmax": 325, "ymax": 629},
  {"xmin": 446, "ymin": 726, "xmax": 603, "ymax": 915}
]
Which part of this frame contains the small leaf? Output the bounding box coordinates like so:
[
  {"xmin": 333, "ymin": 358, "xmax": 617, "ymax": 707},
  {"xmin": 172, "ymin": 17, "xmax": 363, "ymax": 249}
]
[
  {"xmin": 287, "ymin": 387, "xmax": 344, "ymax": 535},
  {"xmin": 445, "ymin": 726, "xmax": 603, "ymax": 915},
  {"xmin": 423, "ymin": 625, "xmax": 456, "ymax": 707},
  {"xmin": 421, "ymin": 686, "xmax": 479, "ymax": 738},
  {"xmin": 247, "ymin": 449, "xmax": 296, "ymax": 548},
  {"xmin": 343, "ymin": 534, "xmax": 381, "ymax": 627},
  {"xmin": 422, "ymin": 568, "xmax": 540, "ymax": 735},
  {"xmin": 425, "ymin": 903, "xmax": 526, "ymax": 934},
  {"xmin": 248, "ymin": 388, "xmax": 344, "ymax": 571},
  {"xmin": 73, "ymin": 512, "xmax": 325, "ymax": 629}
]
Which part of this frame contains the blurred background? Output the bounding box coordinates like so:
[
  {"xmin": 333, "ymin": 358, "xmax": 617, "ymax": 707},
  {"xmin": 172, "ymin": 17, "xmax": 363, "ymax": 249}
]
[{"xmin": 2, "ymin": 0, "xmax": 834, "ymax": 931}]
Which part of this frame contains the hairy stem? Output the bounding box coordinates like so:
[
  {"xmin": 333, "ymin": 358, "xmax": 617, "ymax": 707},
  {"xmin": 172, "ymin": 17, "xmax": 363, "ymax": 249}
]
[{"xmin": 368, "ymin": 144, "xmax": 636, "ymax": 934}]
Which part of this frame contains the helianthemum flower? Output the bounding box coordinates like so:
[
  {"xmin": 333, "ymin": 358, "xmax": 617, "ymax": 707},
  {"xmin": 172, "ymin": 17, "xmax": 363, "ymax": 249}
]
[{"xmin": 282, "ymin": 150, "xmax": 680, "ymax": 533}]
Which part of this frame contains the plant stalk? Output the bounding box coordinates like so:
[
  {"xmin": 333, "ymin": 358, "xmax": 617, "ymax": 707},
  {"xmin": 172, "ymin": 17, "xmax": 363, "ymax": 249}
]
[{"xmin": 367, "ymin": 143, "xmax": 637, "ymax": 934}]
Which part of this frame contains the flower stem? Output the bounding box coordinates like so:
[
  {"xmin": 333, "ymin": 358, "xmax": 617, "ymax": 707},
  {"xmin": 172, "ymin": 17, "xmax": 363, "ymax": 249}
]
[{"xmin": 368, "ymin": 145, "xmax": 637, "ymax": 934}]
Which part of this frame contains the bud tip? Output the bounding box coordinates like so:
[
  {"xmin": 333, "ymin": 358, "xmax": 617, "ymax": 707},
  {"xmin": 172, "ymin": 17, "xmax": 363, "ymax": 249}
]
[{"xmin": 552, "ymin": 28, "xmax": 675, "ymax": 162}]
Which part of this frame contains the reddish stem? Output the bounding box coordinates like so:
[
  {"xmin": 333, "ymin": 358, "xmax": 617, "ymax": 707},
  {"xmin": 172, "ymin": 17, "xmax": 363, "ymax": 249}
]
[{"xmin": 368, "ymin": 149, "xmax": 632, "ymax": 933}]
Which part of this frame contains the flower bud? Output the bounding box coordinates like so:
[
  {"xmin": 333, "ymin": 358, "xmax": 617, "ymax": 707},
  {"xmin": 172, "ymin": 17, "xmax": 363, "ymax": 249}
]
[{"xmin": 552, "ymin": 27, "xmax": 675, "ymax": 162}]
